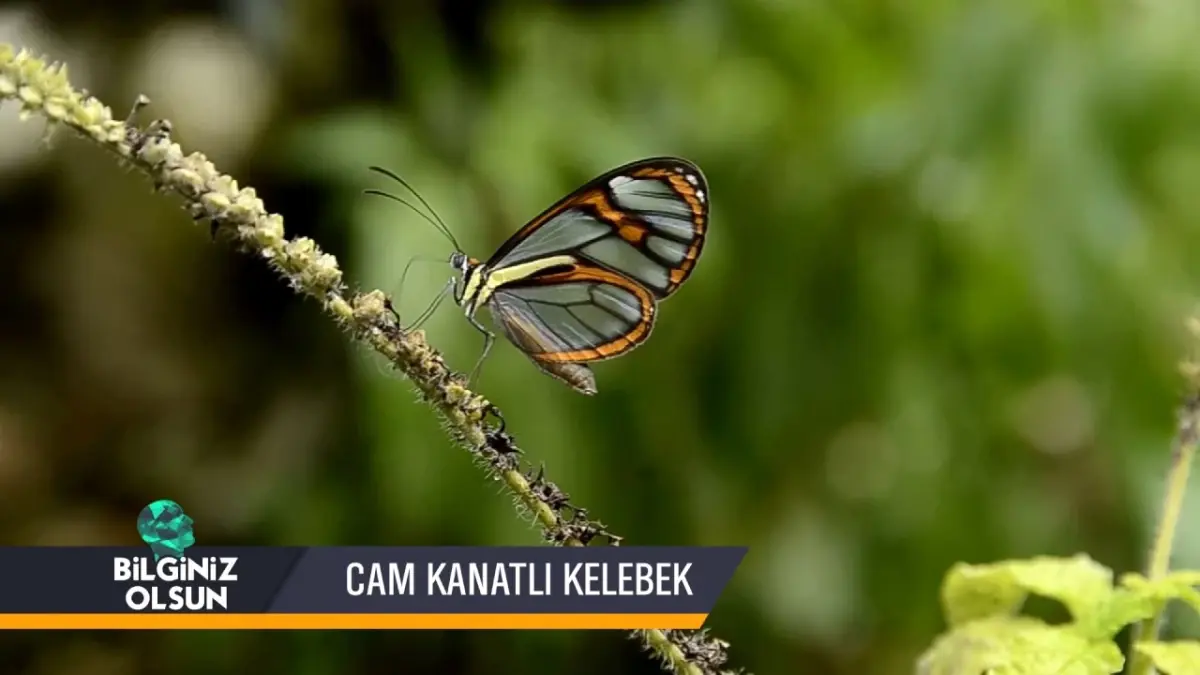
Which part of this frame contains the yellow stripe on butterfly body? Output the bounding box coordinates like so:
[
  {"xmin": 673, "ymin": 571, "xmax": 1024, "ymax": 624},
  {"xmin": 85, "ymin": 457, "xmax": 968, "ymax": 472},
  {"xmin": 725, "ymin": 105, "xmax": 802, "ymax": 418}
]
[{"xmin": 462, "ymin": 254, "xmax": 579, "ymax": 316}]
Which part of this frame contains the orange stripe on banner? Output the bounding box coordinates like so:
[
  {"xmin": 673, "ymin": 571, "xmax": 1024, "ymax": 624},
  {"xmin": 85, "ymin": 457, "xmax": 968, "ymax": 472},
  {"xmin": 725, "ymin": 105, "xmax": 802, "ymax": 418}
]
[{"xmin": 0, "ymin": 614, "xmax": 708, "ymax": 630}]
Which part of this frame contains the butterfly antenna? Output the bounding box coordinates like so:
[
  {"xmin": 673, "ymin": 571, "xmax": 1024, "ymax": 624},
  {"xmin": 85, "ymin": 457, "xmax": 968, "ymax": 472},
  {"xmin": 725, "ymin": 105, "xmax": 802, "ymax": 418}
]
[
  {"xmin": 367, "ymin": 166, "xmax": 462, "ymax": 252},
  {"xmin": 363, "ymin": 189, "xmax": 448, "ymax": 242}
]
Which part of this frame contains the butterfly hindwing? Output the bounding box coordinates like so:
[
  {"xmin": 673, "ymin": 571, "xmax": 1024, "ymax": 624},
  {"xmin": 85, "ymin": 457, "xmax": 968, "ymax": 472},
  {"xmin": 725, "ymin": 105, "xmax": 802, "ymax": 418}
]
[{"xmin": 485, "ymin": 262, "xmax": 657, "ymax": 365}]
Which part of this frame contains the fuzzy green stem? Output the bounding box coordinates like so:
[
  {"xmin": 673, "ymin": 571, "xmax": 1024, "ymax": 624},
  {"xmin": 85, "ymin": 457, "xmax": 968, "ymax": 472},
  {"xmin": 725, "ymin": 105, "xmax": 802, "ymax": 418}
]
[
  {"xmin": 0, "ymin": 44, "xmax": 744, "ymax": 675},
  {"xmin": 641, "ymin": 629, "xmax": 706, "ymax": 675},
  {"xmin": 1128, "ymin": 393, "xmax": 1200, "ymax": 675}
]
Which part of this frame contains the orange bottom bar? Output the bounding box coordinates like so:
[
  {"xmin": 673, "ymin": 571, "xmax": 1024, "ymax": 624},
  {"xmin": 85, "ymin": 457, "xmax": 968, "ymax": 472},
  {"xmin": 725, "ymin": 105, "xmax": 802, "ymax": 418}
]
[{"xmin": 0, "ymin": 614, "xmax": 707, "ymax": 630}]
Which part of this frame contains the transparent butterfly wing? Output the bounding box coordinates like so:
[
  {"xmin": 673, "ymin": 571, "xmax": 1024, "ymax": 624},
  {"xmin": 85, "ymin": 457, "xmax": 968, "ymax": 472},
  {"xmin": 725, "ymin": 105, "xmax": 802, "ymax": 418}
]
[
  {"xmin": 482, "ymin": 267, "xmax": 657, "ymax": 365},
  {"xmin": 486, "ymin": 158, "xmax": 709, "ymax": 300}
]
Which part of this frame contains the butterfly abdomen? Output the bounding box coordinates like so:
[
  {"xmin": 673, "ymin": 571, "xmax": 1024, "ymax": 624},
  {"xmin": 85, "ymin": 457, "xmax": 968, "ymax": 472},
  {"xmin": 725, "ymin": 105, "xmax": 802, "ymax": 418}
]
[{"xmin": 531, "ymin": 360, "xmax": 597, "ymax": 395}]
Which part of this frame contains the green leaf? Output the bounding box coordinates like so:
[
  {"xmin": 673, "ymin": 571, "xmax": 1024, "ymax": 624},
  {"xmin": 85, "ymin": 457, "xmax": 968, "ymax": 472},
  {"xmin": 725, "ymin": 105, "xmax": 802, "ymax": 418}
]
[
  {"xmin": 1134, "ymin": 641, "xmax": 1200, "ymax": 675},
  {"xmin": 918, "ymin": 617, "xmax": 1123, "ymax": 675},
  {"xmin": 1074, "ymin": 587, "xmax": 1155, "ymax": 641},
  {"xmin": 941, "ymin": 555, "xmax": 1115, "ymax": 627},
  {"xmin": 1121, "ymin": 571, "xmax": 1200, "ymax": 615}
]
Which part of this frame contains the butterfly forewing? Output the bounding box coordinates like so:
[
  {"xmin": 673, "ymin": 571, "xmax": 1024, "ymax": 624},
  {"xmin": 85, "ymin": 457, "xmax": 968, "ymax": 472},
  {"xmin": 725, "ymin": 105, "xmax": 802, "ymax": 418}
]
[{"xmin": 487, "ymin": 158, "xmax": 708, "ymax": 300}]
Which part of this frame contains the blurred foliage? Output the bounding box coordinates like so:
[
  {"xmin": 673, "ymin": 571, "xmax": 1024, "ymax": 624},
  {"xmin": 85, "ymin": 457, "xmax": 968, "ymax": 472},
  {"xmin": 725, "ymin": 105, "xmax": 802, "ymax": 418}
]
[
  {"xmin": 2, "ymin": 0, "xmax": 1200, "ymax": 673},
  {"xmin": 922, "ymin": 556, "xmax": 1200, "ymax": 674}
]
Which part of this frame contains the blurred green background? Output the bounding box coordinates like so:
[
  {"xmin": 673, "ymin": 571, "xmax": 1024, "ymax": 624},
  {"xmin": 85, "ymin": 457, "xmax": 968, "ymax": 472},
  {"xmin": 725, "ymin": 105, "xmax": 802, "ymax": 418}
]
[{"xmin": 2, "ymin": 0, "xmax": 1200, "ymax": 673}]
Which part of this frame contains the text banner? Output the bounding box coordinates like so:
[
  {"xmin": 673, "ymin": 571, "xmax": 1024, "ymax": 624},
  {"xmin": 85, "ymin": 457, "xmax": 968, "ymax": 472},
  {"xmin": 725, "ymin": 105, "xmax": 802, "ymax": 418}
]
[{"xmin": 0, "ymin": 546, "xmax": 747, "ymax": 629}]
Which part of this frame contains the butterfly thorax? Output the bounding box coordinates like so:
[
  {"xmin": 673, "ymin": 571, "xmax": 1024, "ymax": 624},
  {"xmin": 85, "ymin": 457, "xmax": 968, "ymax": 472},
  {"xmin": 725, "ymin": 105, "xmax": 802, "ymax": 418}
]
[{"xmin": 453, "ymin": 251, "xmax": 578, "ymax": 317}]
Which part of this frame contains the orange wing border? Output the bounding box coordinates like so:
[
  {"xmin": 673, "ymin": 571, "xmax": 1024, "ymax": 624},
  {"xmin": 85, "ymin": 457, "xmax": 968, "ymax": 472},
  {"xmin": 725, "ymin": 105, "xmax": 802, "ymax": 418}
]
[{"xmin": 496, "ymin": 262, "xmax": 658, "ymax": 364}]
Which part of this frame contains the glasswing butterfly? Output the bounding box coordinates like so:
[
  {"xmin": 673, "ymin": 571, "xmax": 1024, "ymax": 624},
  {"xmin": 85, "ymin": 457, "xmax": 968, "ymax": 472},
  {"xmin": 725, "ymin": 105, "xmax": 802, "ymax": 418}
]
[{"xmin": 366, "ymin": 157, "xmax": 709, "ymax": 395}]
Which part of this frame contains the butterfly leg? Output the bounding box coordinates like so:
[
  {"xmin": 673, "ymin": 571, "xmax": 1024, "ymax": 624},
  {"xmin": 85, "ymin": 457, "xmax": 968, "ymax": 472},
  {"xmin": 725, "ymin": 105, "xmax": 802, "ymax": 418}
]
[
  {"xmin": 392, "ymin": 258, "xmax": 446, "ymax": 331},
  {"xmin": 404, "ymin": 278, "xmax": 454, "ymax": 332},
  {"xmin": 465, "ymin": 312, "xmax": 495, "ymax": 387}
]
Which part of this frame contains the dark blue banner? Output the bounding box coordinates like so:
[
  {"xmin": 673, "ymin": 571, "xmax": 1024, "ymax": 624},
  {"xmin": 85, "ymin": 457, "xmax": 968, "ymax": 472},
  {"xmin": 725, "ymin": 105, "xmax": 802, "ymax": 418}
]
[{"xmin": 0, "ymin": 546, "xmax": 746, "ymax": 629}]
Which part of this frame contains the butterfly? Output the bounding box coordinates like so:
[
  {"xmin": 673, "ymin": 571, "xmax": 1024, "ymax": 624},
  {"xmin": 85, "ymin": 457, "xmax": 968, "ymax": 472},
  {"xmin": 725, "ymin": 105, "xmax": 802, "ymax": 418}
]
[{"xmin": 366, "ymin": 157, "xmax": 709, "ymax": 395}]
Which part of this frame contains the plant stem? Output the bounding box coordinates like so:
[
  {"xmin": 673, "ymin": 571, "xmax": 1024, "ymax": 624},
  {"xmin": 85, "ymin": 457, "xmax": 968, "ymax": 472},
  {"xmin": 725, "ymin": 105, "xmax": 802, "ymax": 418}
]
[{"xmin": 1128, "ymin": 392, "xmax": 1200, "ymax": 675}]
